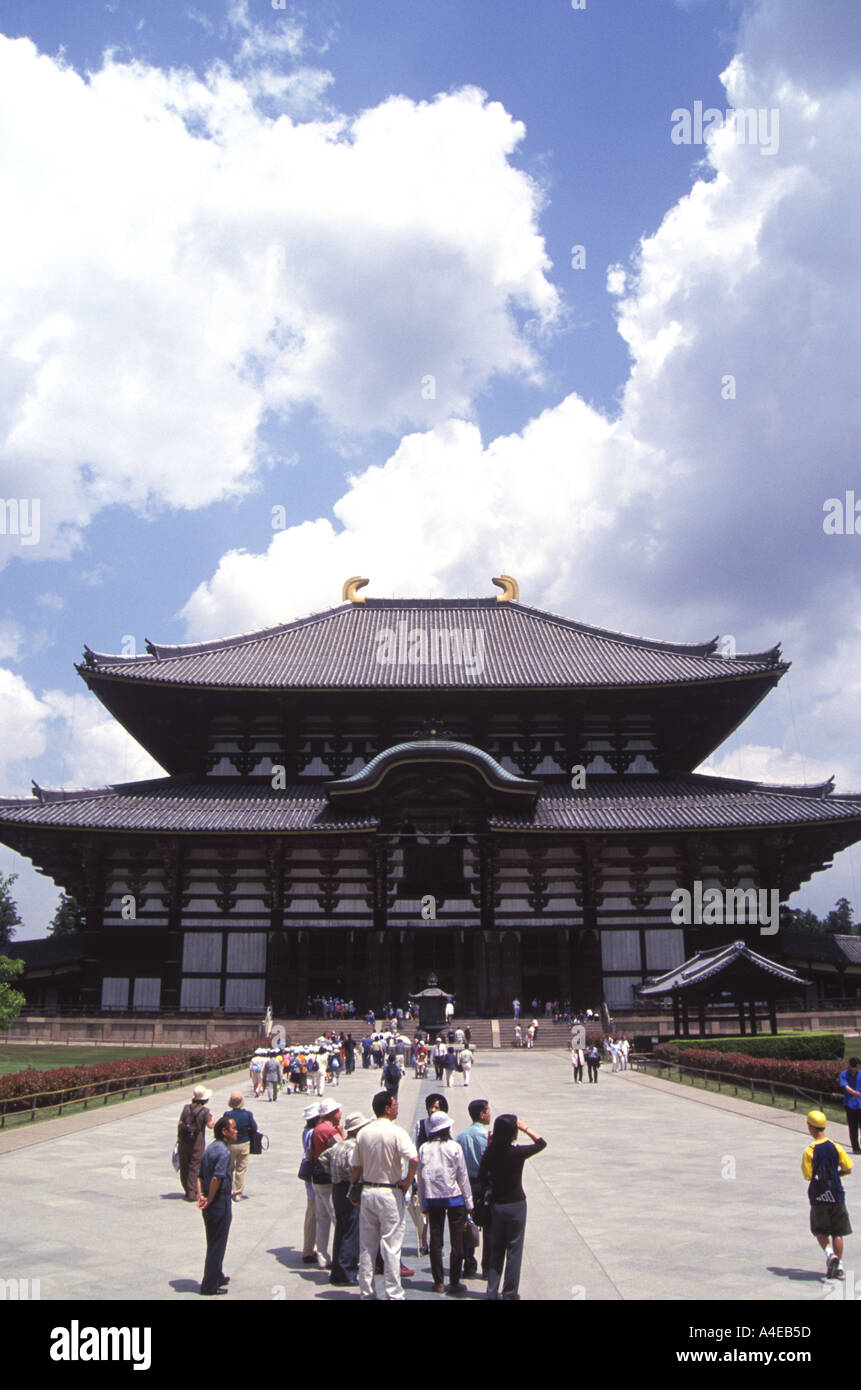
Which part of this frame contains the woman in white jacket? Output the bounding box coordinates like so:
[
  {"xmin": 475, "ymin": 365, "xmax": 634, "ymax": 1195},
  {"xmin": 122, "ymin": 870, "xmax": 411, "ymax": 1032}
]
[{"xmin": 417, "ymin": 1110, "xmax": 474, "ymax": 1295}]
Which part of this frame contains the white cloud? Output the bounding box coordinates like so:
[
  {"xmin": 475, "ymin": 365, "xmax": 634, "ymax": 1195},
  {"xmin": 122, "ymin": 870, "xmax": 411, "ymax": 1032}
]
[
  {"xmin": 0, "ymin": 36, "xmax": 558, "ymax": 566},
  {"xmin": 181, "ymin": 2, "xmax": 861, "ymax": 665},
  {"xmin": 699, "ymin": 743, "xmax": 846, "ymax": 790},
  {"xmin": 0, "ymin": 669, "xmax": 163, "ymax": 797},
  {"xmin": 0, "ymin": 620, "xmax": 24, "ymax": 662},
  {"xmin": 0, "ymin": 674, "xmax": 163, "ymax": 939}
]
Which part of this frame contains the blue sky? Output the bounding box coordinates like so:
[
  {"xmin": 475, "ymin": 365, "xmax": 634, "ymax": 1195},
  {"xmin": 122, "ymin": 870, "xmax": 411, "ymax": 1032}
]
[{"xmin": 1, "ymin": 0, "xmax": 860, "ymax": 934}]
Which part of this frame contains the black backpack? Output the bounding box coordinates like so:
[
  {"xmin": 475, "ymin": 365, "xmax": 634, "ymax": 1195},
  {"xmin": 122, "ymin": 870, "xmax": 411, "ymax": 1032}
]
[
  {"xmin": 809, "ymin": 1139, "xmax": 844, "ymax": 1205},
  {"xmin": 179, "ymin": 1104, "xmax": 205, "ymax": 1143}
]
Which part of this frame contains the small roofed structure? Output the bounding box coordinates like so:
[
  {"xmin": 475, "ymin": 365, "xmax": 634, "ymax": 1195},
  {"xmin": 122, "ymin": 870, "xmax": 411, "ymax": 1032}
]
[
  {"xmin": 409, "ymin": 975, "xmax": 453, "ymax": 1033},
  {"xmin": 638, "ymin": 939, "xmax": 810, "ymax": 1037}
]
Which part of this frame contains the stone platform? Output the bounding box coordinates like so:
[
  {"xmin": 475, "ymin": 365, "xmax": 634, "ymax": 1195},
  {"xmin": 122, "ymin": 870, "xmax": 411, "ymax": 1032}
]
[{"xmin": 0, "ymin": 1050, "xmax": 854, "ymax": 1304}]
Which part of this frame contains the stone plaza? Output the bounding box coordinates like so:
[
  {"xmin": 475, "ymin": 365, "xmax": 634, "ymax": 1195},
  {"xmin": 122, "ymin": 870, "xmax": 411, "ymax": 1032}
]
[{"xmin": 0, "ymin": 1048, "xmax": 852, "ymax": 1304}]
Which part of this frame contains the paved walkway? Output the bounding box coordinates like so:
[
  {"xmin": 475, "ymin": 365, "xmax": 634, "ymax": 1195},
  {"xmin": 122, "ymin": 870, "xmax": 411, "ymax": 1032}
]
[{"xmin": 0, "ymin": 1052, "xmax": 854, "ymax": 1302}]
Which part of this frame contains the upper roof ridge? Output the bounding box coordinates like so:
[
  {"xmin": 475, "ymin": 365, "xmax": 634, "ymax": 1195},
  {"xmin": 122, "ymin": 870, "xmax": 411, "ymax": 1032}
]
[{"xmin": 78, "ymin": 595, "xmax": 781, "ymax": 667}]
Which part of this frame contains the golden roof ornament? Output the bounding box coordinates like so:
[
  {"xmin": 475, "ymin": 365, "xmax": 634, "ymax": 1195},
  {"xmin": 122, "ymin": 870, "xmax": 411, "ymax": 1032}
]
[
  {"xmin": 492, "ymin": 574, "xmax": 519, "ymax": 602},
  {"xmin": 342, "ymin": 577, "xmax": 369, "ymax": 604}
]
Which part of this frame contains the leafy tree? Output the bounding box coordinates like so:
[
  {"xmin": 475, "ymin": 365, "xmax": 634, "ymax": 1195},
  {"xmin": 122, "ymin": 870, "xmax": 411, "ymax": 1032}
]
[
  {"xmin": 782, "ymin": 899, "xmax": 858, "ymax": 936},
  {"xmin": 782, "ymin": 905, "xmax": 826, "ymax": 934},
  {"xmin": 48, "ymin": 893, "xmax": 83, "ymax": 937},
  {"xmin": 0, "ymin": 872, "xmax": 22, "ymax": 947},
  {"xmin": 825, "ymin": 897, "xmax": 856, "ymax": 935},
  {"xmin": 0, "ymin": 956, "xmax": 25, "ymax": 1030}
]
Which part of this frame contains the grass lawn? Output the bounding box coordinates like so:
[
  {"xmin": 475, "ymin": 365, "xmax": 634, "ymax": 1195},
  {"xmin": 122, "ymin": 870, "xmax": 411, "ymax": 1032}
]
[
  {"xmin": 0, "ymin": 1045, "xmax": 162, "ymax": 1078},
  {"xmin": 641, "ymin": 1062, "xmax": 847, "ymax": 1128}
]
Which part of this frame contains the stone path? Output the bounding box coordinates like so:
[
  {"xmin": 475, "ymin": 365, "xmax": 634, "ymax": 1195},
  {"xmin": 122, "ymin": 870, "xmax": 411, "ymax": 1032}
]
[{"xmin": 0, "ymin": 1051, "xmax": 854, "ymax": 1303}]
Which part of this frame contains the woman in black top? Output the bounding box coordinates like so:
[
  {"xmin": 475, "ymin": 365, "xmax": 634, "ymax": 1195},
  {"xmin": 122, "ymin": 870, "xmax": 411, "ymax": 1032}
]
[{"xmin": 478, "ymin": 1114, "xmax": 546, "ymax": 1300}]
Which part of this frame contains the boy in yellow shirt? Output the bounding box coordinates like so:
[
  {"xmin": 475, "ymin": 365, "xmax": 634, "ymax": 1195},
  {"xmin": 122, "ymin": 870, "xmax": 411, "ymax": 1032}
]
[{"xmin": 802, "ymin": 1108, "xmax": 853, "ymax": 1281}]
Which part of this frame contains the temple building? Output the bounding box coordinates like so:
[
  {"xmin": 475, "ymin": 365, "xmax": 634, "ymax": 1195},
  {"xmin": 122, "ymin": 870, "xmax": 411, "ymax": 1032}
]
[{"xmin": 2, "ymin": 576, "xmax": 861, "ymax": 1018}]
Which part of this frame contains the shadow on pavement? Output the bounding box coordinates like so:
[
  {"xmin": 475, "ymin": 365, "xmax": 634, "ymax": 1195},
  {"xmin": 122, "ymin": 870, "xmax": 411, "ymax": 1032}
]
[{"xmin": 170, "ymin": 1279, "xmax": 201, "ymax": 1294}]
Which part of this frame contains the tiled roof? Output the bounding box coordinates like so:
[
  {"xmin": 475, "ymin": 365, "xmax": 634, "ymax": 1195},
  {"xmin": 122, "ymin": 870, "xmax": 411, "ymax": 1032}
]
[
  {"xmin": 493, "ymin": 773, "xmax": 861, "ymax": 833},
  {"xmin": 11, "ymin": 937, "xmax": 86, "ymax": 969},
  {"xmin": 328, "ymin": 740, "xmax": 540, "ymax": 795},
  {"xmin": 2, "ymin": 772, "xmax": 860, "ymax": 836},
  {"xmin": 78, "ymin": 599, "xmax": 785, "ymax": 692},
  {"xmin": 639, "ymin": 940, "xmax": 809, "ymax": 994},
  {"xmin": 781, "ymin": 931, "xmax": 861, "ymax": 967},
  {"xmin": 835, "ymin": 934, "xmax": 861, "ymax": 965},
  {"xmin": 0, "ymin": 777, "xmax": 377, "ymax": 834}
]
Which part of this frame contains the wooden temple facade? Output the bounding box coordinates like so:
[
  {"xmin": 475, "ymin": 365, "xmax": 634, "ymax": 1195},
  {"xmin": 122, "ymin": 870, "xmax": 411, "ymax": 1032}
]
[{"xmin": 2, "ymin": 579, "xmax": 861, "ymax": 1017}]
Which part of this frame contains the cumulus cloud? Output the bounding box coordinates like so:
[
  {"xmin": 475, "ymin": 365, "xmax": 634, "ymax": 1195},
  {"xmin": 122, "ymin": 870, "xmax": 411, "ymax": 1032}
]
[
  {"xmin": 0, "ymin": 671, "xmax": 163, "ymax": 797},
  {"xmin": 0, "ymin": 36, "xmax": 558, "ymax": 566},
  {"xmin": 0, "ymin": 671, "xmax": 164, "ymax": 937},
  {"xmin": 182, "ymin": 0, "xmax": 861, "ymax": 686}
]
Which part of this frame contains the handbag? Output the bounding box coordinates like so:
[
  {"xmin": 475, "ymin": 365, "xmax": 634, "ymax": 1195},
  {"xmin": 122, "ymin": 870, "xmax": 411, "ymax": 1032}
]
[
  {"xmin": 171, "ymin": 1143, "xmax": 180, "ymax": 1172},
  {"xmin": 472, "ymin": 1166, "xmax": 493, "ymax": 1229},
  {"xmin": 250, "ymin": 1130, "xmax": 268, "ymax": 1156}
]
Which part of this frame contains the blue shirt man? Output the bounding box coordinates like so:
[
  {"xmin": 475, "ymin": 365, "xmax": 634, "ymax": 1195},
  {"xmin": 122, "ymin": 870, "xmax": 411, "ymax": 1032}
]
[
  {"xmin": 457, "ymin": 1099, "xmax": 491, "ymax": 1279},
  {"xmin": 457, "ymin": 1100, "xmax": 491, "ymax": 1180},
  {"xmin": 198, "ymin": 1117, "xmax": 236, "ymax": 1295},
  {"xmin": 840, "ymin": 1058, "xmax": 861, "ymax": 1154}
]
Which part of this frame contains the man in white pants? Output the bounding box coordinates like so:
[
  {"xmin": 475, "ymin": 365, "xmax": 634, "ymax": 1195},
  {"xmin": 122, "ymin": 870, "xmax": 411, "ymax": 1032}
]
[{"xmin": 351, "ymin": 1091, "xmax": 418, "ymax": 1301}]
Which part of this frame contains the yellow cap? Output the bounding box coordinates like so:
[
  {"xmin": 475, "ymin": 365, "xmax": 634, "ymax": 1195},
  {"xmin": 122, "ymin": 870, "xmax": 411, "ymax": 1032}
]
[{"xmin": 807, "ymin": 1109, "xmax": 828, "ymax": 1129}]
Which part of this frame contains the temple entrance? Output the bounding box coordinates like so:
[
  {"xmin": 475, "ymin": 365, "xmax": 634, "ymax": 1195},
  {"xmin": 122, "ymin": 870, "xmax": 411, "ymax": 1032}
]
[
  {"xmin": 521, "ymin": 930, "xmax": 566, "ymax": 1007},
  {"xmin": 412, "ymin": 929, "xmax": 455, "ymax": 994}
]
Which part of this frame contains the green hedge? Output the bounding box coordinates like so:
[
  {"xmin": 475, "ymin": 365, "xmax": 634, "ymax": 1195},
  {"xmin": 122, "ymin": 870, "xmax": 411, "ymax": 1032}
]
[{"xmin": 657, "ymin": 1033, "xmax": 844, "ymax": 1062}]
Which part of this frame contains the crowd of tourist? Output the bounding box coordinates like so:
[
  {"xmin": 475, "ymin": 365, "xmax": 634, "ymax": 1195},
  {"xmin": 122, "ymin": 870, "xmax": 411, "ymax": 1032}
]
[
  {"xmin": 185, "ymin": 1033, "xmax": 861, "ymax": 1299},
  {"xmin": 180, "ymin": 1017, "xmax": 559, "ymax": 1300}
]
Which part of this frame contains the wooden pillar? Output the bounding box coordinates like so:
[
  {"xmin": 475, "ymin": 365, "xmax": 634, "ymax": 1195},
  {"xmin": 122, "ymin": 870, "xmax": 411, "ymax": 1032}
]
[
  {"xmin": 485, "ymin": 933, "xmax": 502, "ymax": 1015},
  {"xmin": 738, "ymin": 997, "xmax": 746, "ymax": 1036},
  {"xmin": 399, "ymin": 930, "xmax": 414, "ymax": 1006},
  {"xmin": 681, "ymin": 996, "xmax": 690, "ymax": 1038},
  {"xmin": 161, "ymin": 837, "xmax": 184, "ymax": 1012},
  {"xmin": 749, "ymin": 998, "xmax": 758, "ymax": 1036},
  {"xmin": 79, "ymin": 836, "xmax": 107, "ymax": 1013},
  {"xmin": 673, "ymin": 993, "xmax": 681, "ymax": 1038},
  {"xmin": 768, "ymin": 997, "xmax": 778, "ymax": 1035},
  {"xmin": 476, "ymin": 931, "xmax": 489, "ymax": 1015},
  {"xmin": 453, "ymin": 929, "xmax": 464, "ymax": 1009},
  {"xmin": 697, "ymin": 1002, "xmax": 706, "ymax": 1037},
  {"xmin": 296, "ymin": 932, "xmax": 309, "ymax": 1015}
]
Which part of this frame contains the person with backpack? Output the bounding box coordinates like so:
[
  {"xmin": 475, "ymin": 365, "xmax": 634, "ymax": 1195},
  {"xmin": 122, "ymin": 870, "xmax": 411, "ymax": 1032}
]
[
  {"xmin": 382, "ymin": 1050, "xmax": 403, "ymax": 1100},
  {"xmin": 308, "ymin": 1049, "xmax": 326, "ymax": 1097},
  {"xmin": 249, "ymin": 1053, "xmax": 263, "ymax": 1097},
  {"xmin": 802, "ymin": 1107, "xmax": 853, "ymax": 1281},
  {"xmin": 177, "ymin": 1085, "xmax": 214, "ymax": 1201}
]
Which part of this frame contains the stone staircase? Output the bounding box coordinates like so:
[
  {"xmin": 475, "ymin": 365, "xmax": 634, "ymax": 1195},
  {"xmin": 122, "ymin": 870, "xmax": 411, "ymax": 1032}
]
[{"xmin": 272, "ymin": 1017, "xmax": 575, "ymax": 1050}]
